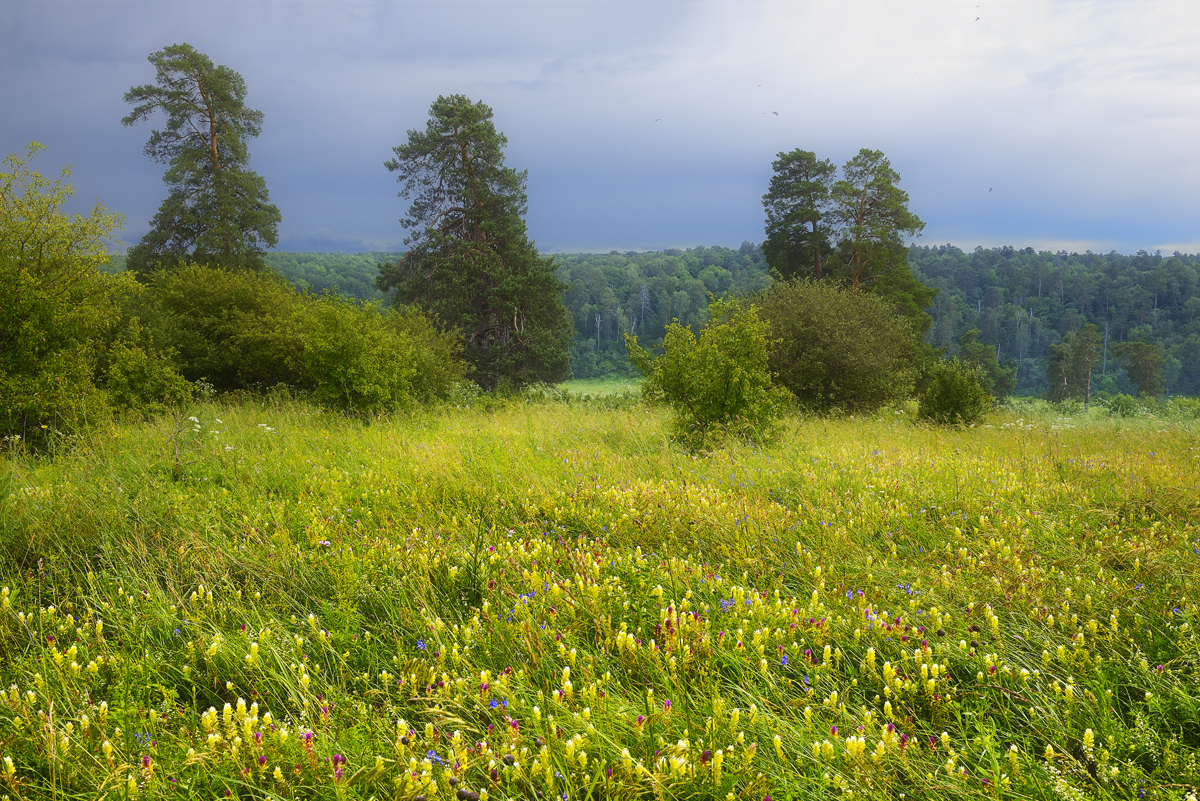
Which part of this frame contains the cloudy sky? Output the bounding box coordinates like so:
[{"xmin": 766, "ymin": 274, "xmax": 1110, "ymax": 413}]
[{"xmin": 3, "ymin": 0, "xmax": 1198, "ymax": 255}]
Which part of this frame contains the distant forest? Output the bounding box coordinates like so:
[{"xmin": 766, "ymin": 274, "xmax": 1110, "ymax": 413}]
[
  {"xmin": 910, "ymin": 246, "xmax": 1200, "ymax": 398},
  {"xmin": 111, "ymin": 244, "xmax": 1199, "ymax": 396}
]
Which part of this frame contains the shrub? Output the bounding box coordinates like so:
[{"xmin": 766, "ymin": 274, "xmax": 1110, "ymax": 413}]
[
  {"xmin": 302, "ymin": 295, "xmax": 471, "ymax": 414},
  {"xmin": 1107, "ymin": 392, "xmax": 1140, "ymax": 418},
  {"xmin": 103, "ymin": 321, "xmax": 193, "ymax": 414},
  {"xmin": 918, "ymin": 358, "xmax": 989, "ymax": 425},
  {"xmin": 753, "ymin": 279, "xmax": 918, "ymax": 414},
  {"xmin": 145, "ymin": 265, "xmax": 308, "ymax": 391},
  {"xmin": 301, "ymin": 294, "xmax": 415, "ymax": 413},
  {"xmin": 626, "ymin": 297, "xmax": 789, "ymax": 450},
  {"xmin": 384, "ymin": 305, "xmax": 469, "ymax": 403},
  {"xmin": 1166, "ymin": 396, "xmax": 1200, "ymax": 420},
  {"xmin": 1, "ymin": 143, "xmax": 130, "ymax": 449}
]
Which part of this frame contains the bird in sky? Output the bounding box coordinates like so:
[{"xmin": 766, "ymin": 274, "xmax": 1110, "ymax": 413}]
[
  {"xmin": 989, "ymin": 187, "xmax": 993, "ymax": 192},
  {"xmin": 772, "ymin": 111, "xmax": 779, "ymax": 116},
  {"xmin": 655, "ymin": 118, "xmax": 662, "ymax": 122}
]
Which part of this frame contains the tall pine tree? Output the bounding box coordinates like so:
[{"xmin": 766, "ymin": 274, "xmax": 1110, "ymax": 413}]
[
  {"xmin": 123, "ymin": 44, "xmax": 280, "ymax": 277},
  {"xmin": 377, "ymin": 95, "xmax": 572, "ymax": 390}
]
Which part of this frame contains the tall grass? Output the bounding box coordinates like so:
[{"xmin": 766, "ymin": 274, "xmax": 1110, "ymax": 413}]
[{"xmin": 1, "ymin": 399, "xmax": 1198, "ymax": 799}]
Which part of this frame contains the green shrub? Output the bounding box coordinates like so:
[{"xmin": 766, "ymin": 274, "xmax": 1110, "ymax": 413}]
[
  {"xmin": 384, "ymin": 305, "xmax": 469, "ymax": 403},
  {"xmin": 301, "ymin": 294, "xmax": 415, "ymax": 413},
  {"xmin": 626, "ymin": 297, "xmax": 789, "ymax": 450},
  {"xmin": 753, "ymin": 279, "xmax": 918, "ymax": 414},
  {"xmin": 918, "ymin": 358, "xmax": 989, "ymax": 425},
  {"xmin": 103, "ymin": 321, "xmax": 193, "ymax": 414},
  {"xmin": 1, "ymin": 143, "xmax": 130, "ymax": 449},
  {"xmin": 1166, "ymin": 396, "xmax": 1200, "ymax": 420},
  {"xmin": 1107, "ymin": 392, "xmax": 1140, "ymax": 417},
  {"xmin": 145, "ymin": 265, "xmax": 308, "ymax": 391},
  {"xmin": 301, "ymin": 295, "xmax": 471, "ymax": 414}
]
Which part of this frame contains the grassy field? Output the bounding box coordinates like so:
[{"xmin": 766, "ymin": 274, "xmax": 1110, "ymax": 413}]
[
  {"xmin": 1, "ymin": 399, "xmax": 1198, "ymax": 800},
  {"xmin": 555, "ymin": 377, "xmax": 643, "ymax": 396}
]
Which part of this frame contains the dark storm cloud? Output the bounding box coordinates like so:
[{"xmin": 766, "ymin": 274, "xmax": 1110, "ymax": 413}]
[{"xmin": 3, "ymin": 0, "xmax": 1198, "ymax": 255}]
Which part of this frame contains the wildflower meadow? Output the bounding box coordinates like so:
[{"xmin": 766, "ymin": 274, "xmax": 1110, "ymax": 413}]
[{"xmin": 1, "ymin": 399, "xmax": 1198, "ymax": 800}]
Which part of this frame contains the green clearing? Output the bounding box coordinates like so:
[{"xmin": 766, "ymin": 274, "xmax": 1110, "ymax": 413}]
[
  {"xmin": 1, "ymin": 401, "xmax": 1198, "ymax": 800},
  {"xmin": 555, "ymin": 377, "xmax": 643, "ymax": 396}
]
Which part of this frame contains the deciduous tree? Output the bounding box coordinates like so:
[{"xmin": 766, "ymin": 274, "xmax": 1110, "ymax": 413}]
[
  {"xmin": 754, "ymin": 279, "xmax": 918, "ymax": 414},
  {"xmin": 0, "ymin": 144, "xmax": 131, "ymax": 446},
  {"xmin": 123, "ymin": 43, "xmax": 281, "ymax": 277},
  {"xmin": 625, "ymin": 297, "xmax": 788, "ymax": 450}
]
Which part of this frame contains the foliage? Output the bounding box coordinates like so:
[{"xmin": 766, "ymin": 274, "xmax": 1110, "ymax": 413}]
[
  {"xmin": 142, "ymin": 264, "xmax": 467, "ymax": 412},
  {"xmin": 918, "ymin": 357, "xmax": 990, "ymax": 424},
  {"xmin": 754, "ymin": 278, "xmax": 919, "ymax": 414},
  {"xmin": 0, "ymin": 143, "xmax": 131, "ymax": 449},
  {"xmin": 625, "ymin": 297, "xmax": 788, "ymax": 449},
  {"xmin": 1113, "ymin": 339, "xmax": 1165, "ymax": 397},
  {"xmin": 378, "ymin": 95, "xmax": 572, "ymax": 390},
  {"xmin": 383, "ymin": 304, "xmax": 470, "ymax": 403},
  {"xmin": 144, "ymin": 264, "xmax": 308, "ymax": 392},
  {"xmin": 911, "ymin": 244, "xmax": 1200, "ymax": 397},
  {"xmin": 300, "ymin": 295, "xmax": 468, "ymax": 414},
  {"xmin": 2, "ymin": 401, "xmax": 1199, "ymax": 800},
  {"xmin": 556, "ymin": 243, "xmax": 771, "ymax": 378},
  {"xmin": 1167, "ymin": 395, "xmax": 1200, "ymax": 419},
  {"xmin": 300, "ymin": 294, "xmax": 418, "ymax": 413},
  {"xmin": 1047, "ymin": 324, "xmax": 1102, "ymax": 406},
  {"xmin": 762, "ymin": 148, "xmax": 935, "ymax": 336},
  {"xmin": 103, "ymin": 319, "xmax": 193, "ymax": 413},
  {"xmin": 831, "ymin": 149, "xmax": 927, "ymax": 286},
  {"xmin": 264, "ymin": 251, "xmax": 399, "ymax": 300},
  {"xmin": 1106, "ymin": 392, "xmax": 1141, "ymax": 417},
  {"xmin": 956, "ymin": 329, "xmax": 1016, "ymax": 400},
  {"xmin": 761, "ymin": 150, "xmax": 836, "ymax": 280},
  {"xmin": 123, "ymin": 43, "xmax": 281, "ymax": 277}
]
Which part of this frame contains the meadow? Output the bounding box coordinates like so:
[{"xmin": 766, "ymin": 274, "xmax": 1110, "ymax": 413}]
[{"xmin": 0, "ymin": 398, "xmax": 1198, "ymax": 800}]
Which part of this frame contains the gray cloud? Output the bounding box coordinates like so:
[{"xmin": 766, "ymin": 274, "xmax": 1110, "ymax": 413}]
[{"xmin": 3, "ymin": 0, "xmax": 1198, "ymax": 255}]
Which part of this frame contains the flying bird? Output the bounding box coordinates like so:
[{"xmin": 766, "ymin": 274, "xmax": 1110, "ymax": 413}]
[
  {"xmin": 772, "ymin": 111, "xmax": 779, "ymax": 116},
  {"xmin": 655, "ymin": 118, "xmax": 662, "ymax": 122},
  {"xmin": 989, "ymin": 187, "xmax": 993, "ymax": 192}
]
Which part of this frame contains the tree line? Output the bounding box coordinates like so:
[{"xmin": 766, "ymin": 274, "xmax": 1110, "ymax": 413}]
[{"xmin": 911, "ymin": 245, "xmax": 1200, "ymax": 397}]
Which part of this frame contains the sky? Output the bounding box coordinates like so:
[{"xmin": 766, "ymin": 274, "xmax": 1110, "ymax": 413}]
[{"xmin": 3, "ymin": 0, "xmax": 1199, "ymax": 255}]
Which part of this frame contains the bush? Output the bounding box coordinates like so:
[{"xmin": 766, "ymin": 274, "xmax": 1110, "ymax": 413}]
[
  {"xmin": 1166, "ymin": 396, "xmax": 1200, "ymax": 420},
  {"xmin": 384, "ymin": 305, "xmax": 469, "ymax": 403},
  {"xmin": 302, "ymin": 295, "xmax": 471, "ymax": 414},
  {"xmin": 754, "ymin": 279, "xmax": 918, "ymax": 414},
  {"xmin": 1107, "ymin": 392, "xmax": 1140, "ymax": 418},
  {"xmin": 144, "ymin": 265, "xmax": 308, "ymax": 391},
  {"xmin": 1, "ymin": 143, "xmax": 130, "ymax": 449},
  {"xmin": 918, "ymin": 358, "xmax": 989, "ymax": 425},
  {"xmin": 301, "ymin": 294, "xmax": 414, "ymax": 413},
  {"xmin": 103, "ymin": 321, "xmax": 193, "ymax": 414},
  {"xmin": 626, "ymin": 297, "xmax": 789, "ymax": 450}
]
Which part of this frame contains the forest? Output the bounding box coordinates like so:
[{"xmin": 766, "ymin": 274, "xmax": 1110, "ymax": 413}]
[
  {"xmin": 245, "ymin": 244, "xmax": 1200, "ymax": 397},
  {"xmin": 910, "ymin": 245, "xmax": 1200, "ymax": 397}
]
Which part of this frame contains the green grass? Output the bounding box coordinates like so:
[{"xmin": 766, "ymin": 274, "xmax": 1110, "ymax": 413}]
[
  {"xmin": 555, "ymin": 376, "xmax": 643, "ymax": 396},
  {"xmin": 1, "ymin": 399, "xmax": 1198, "ymax": 800}
]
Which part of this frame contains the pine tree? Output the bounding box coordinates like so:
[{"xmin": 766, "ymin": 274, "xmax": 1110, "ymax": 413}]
[
  {"xmin": 123, "ymin": 44, "xmax": 280, "ymax": 277},
  {"xmin": 377, "ymin": 95, "xmax": 572, "ymax": 390}
]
